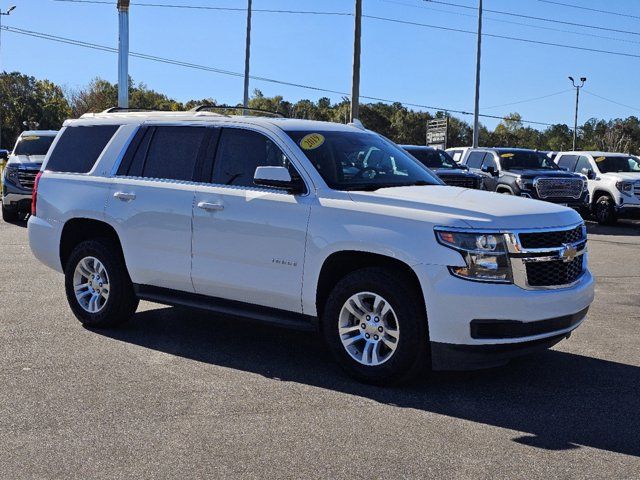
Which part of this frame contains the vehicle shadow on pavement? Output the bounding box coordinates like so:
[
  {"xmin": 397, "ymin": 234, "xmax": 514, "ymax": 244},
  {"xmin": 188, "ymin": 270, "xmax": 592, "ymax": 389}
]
[
  {"xmin": 99, "ymin": 306, "xmax": 640, "ymax": 458},
  {"xmin": 586, "ymin": 220, "xmax": 640, "ymax": 236}
]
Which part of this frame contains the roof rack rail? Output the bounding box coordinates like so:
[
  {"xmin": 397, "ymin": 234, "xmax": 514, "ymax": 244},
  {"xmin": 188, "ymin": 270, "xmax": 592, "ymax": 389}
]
[
  {"xmin": 101, "ymin": 107, "xmax": 164, "ymax": 113},
  {"xmin": 189, "ymin": 105, "xmax": 285, "ymax": 118}
]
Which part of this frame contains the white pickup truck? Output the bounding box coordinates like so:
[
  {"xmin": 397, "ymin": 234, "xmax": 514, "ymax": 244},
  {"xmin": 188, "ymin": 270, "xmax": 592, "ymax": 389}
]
[
  {"xmin": 28, "ymin": 109, "xmax": 594, "ymax": 384},
  {"xmin": 556, "ymin": 151, "xmax": 640, "ymax": 224}
]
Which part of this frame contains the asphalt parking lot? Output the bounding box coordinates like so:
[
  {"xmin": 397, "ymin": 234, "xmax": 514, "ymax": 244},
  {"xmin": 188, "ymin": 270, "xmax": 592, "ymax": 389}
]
[{"xmin": 0, "ymin": 217, "xmax": 638, "ymax": 479}]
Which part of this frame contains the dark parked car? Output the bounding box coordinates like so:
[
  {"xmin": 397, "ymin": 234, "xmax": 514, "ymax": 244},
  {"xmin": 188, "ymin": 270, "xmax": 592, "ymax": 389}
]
[
  {"xmin": 461, "ymin": 148, "xmax": 590, "ymax": 210},
  {"xmin": 401, "ymin": 145, "xmax": 483, "ymax": 189}
]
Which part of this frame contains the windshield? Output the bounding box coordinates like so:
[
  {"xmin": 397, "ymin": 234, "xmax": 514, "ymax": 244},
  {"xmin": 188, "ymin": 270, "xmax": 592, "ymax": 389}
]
[
  {"xmin": 14, "ymin": 135, "xmax": 56, "ymax": 156},
  {"xmin": 594, "ymin": 155, "xmax": 640, "ymax": 173},
  {"xmin": 286, "ymin": 130, "xmax": 442, "ymax": 190},
  {"xmin": 405, "ymin": 148, "xmax": 459, "ymax": 169},
  {"xmin": 498, "ymin": 150, "xmax": 559, "ymax": 171}
]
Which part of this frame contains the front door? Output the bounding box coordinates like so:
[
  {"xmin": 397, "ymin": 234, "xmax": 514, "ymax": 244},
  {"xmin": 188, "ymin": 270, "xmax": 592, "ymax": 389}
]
[{"xmin": 191, "ymin": 126, "xmax": 312, "ymax": 313}]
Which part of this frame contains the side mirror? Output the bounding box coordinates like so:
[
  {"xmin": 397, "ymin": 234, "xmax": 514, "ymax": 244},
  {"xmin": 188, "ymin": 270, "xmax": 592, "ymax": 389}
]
[
  {"xmin": 254, "ymin": 166, "xmax": 304, "ymax": 193},
  {"xmin": 582, "ymin": 168, "xmax": 595, "ymax": 180},
  {"xmin": 482, "ymin": 165, "xmax": 499, "ymax": 177}
]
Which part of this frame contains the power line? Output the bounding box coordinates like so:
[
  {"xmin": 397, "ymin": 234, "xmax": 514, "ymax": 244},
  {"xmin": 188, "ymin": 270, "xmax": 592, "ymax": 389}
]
[
  {"xmin": 583, "ymin": 90, "xmax": 640, "ymax": 113},
  {"xmin": 52, "ymin": 0, "xmax": 352, "ymax": 15},
  {"xmin": 536, "ymin": 0, "xmax": 640, "ymax": 20},
  {"xmin": 0, "ymin": 24, "xmax": 557, "ymax": 126},
  {"xmin": 483, "ymin": 89, "xmax": 572, "ymax": 110},
  {"xmin": 424, "ymin": 0, "xmax": 640, "ymax": 37},
  {"xmin": 376, "ymin": 0, "xmax": 640, "ymax": 45},
  {"xmin": 364, "ymin": 14, "xmax": 640, "ymax": 59}
]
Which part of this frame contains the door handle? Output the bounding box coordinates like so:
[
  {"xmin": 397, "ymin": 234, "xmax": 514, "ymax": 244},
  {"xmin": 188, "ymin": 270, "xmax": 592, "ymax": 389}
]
[
  {"xmin": 197, "ymin": 201, "xmax": 224, "ymax": 211},
  {"xmin": 114, "ymin": 191, "xmax": 136, "ymax": 201}
]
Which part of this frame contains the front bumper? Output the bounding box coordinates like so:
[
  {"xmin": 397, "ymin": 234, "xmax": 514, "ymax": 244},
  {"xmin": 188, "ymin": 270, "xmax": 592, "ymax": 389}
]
[
  {"xmin": 413, "ymin": 263, "xmax": 594, "ymax": 370},
  {"xmin": 520, "ymin": 189, "xmax": 589, "ymax": 208},
  {"xmin": 616, "ymin": 202, "xmax": 640, "ymax": 219},
  {"xmin": 2, "ymin": 177, "xmax": 33, "ymax": 212}
]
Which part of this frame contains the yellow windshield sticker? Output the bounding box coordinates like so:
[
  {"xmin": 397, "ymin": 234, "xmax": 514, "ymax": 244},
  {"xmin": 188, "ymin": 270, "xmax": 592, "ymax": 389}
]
[
  {"xmin": 22, "ymin": 136, "xmax": 40, "ymax": 141},
  {"xmin": 300, "ymin": 133, "xmax": 325, "ymax": 150},
  {"xmin": 595, "ymin": 156, "xmax": 606, "ymax": 162},
  {"xmin": 500, "ymin": 153, "xmax": 515, "ymax": 158}
]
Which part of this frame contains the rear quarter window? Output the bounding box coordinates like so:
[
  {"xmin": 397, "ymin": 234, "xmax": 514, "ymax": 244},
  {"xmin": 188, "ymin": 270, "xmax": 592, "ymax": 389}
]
[{"xmin": 46, "ymin": 125, "xmax": 120, "ymax": 173}]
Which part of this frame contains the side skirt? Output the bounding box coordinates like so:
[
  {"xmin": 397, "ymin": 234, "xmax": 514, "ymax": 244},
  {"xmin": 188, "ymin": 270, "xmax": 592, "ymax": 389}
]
[{"xmin": 133, "ymin": 284, "xmax": 317, "ymax": 332}]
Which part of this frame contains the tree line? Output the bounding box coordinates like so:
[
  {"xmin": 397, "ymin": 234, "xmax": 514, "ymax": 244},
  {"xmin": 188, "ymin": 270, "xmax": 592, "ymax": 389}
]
[{"xmin": 1, "ymin": 71, "xmax": 639, "ymax": 154}]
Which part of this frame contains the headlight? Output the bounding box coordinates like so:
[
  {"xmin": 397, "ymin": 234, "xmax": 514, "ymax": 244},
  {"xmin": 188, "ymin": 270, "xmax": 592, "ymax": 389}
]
[
  {"xmin": 516, "ymin": 177, "xmax": 532, "ymax": 190},
  {"xmin": 582, "ymin": 179, "xmax": 588, "ymax": 192},
  {"xmin": 4, "ymin": 165, "xmax": 19, "ymax": 184},
  {"xmin": 436, "ymin": 230, "xmax": 512, "ymax": 283},
  {"xmin": 616, "ymin": 181, "xmax": 634, "ymax": 195}
]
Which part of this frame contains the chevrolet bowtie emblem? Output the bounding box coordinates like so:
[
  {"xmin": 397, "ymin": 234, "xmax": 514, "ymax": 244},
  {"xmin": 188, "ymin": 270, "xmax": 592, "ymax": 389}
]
[{"xmin": 560, "ymin": 244, "xmax": 578, "ymax": 263}]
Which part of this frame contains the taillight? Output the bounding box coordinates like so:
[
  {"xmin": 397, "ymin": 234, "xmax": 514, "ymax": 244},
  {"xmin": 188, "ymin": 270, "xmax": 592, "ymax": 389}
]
[{"xmin": 31, "ymin": 171, "xmax": 42, "ymax": 217}]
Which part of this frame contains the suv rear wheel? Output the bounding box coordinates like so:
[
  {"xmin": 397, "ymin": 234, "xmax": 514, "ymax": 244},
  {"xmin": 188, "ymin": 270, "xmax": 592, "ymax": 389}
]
[
  {"xmin": 64, "ymin": 238, "xmax": 138, "ymax": 328},
  {"xmin": 321, "ymin": 267, "xmax": 428, "ymax": 385},
  {"xmin": 594, "ymin": 195, "xmax": 617, "ymax": 225}
]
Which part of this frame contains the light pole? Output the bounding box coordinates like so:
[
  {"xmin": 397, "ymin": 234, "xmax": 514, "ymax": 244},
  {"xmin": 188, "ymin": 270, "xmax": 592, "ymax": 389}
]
[
  {"xmin": 350, "ymin": 0, "xmax": 362, "ymax": 123},
  {"xmin": 243, "ymin": 0, "xmax": 252, "ymax": 115},
  {"xmin": 472, "ymin": 0, "xmax": 483, "ymax": 148},
  {"xmin": 568, "ymin": 76, "xmax": 586, "ymax": 151},
  {"xmin": 0, "ymin": 5, "xmax": 16, "ymax": 149},
  {"xmin": 117, "ymin": 0, "xmax": 130, "ymax": 108}
]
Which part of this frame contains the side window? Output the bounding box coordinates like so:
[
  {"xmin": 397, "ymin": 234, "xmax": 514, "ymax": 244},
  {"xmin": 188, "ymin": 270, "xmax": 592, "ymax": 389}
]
[
  {"xmin": 481, "ymin": 154, "xmax": 498, "ymax": 170},
  {"xmin": 212, "ymin": 128, "xmax": 295, "ymax": 188},
  {"xmin": 449, "ymin": 150, "xmax": 462, "ymax": 162},
  {"xmin": 46, "ymin": 125, "xmax": 119, "ymax": 173},
  {"xmin": 466, "ymin": 151, "xmax": 486, "ymax": 169},
  {"xmin": 574, "ymin": 156, "xmax": 592, "ymax": 175},
  {"xmin": 140, "ymin": 126, "xmax": 208, "ymax": 181},
  {"xmin": 557, "ymin": 154, "xmax": 578, "ymax": 171}
]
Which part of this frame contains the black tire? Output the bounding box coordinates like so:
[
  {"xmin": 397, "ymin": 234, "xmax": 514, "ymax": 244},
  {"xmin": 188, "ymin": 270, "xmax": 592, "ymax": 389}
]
[
  {"xmin": 321, "ymin": 267, "xmax": 428, "ymax": 385},
  {"xmin": 497, "ymin": 189, "xmax": 513, "ymax": 195},
  {"xmin": 64, "ymin": 237, "xmax": 138, "ymax": 328},
  {"xmin": 594, "ymin": 195, "xmax": 617, "ymax": 225},
  {"xmin": 2, "ymin": 203, "xmax": 20, "ymax": 222}
]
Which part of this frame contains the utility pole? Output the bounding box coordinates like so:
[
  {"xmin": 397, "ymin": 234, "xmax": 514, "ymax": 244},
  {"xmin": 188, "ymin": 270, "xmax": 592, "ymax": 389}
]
[
  {"xmin": 0, "ymin": 5, "xmax": 16, "ymax": 149},
  {"xmin": 243, "ymin": 0, "xmax": 252, "ymax": 114},
  {"xmin": 568, "ymin": 76, "xmax": 586, "ymax": 151},
  {"xmin": 350, "ymin": 0, "xmax": 362, "ymax": 123},
  {"xmin": 472, "ymin": 0, "xmax": 482, "ymax": 148},
  {"xmin": 117, "ymin": 0, "xmax": 130, "ymax": 108}
]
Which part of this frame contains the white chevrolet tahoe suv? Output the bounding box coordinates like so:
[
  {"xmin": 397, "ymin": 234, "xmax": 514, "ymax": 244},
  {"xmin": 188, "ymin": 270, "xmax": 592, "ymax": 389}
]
[
  {"xmin": 556, "ymin": 151, "xmax": 640, "ymax": 224},
  {"xmin": 28, "ymin": 109, "xmax": 595, "ymax": 384}
]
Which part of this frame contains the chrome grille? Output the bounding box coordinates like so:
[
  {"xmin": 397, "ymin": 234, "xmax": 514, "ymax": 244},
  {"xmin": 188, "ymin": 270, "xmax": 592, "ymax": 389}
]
[
  {"xmin": 518, "ymin": 225, "xmax": 585, "ymax": 249},
  {"xmin": 437, "ymin": 174, "xmax": 480, "ymax": 189},
  {"xmin": 534, "ymin": 177, "xmax": 583, "ymax": 199},
  {"xmin": 509, "ymin": 223, "xmax": 588, "ymax": 290},
  {"xmin": 525, "ymin": 257, "xmax": 584, "ymax": 287},
  {"xmin": 17, "ymin": 169, "xmax": 39, "ymax": 189}
]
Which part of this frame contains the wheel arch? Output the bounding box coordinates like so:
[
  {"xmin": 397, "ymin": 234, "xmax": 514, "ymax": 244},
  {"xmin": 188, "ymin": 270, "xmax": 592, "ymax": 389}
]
[
  {"xmin": 315, "ymin": 250, "xmax": 425, "ymax": 322},
  {"xmin": 59, "ymin": 218, "xmax": 125, "ymax": 271}
]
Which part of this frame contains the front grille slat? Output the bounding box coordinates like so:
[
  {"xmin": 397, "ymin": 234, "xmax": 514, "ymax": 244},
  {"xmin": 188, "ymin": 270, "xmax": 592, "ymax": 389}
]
[
  {"xmin": 535, "ymin": 177, "xmax": 583, "ymax": 199},
  {"xmin": 17, "ymin": 169, "xmax": 38, "ymax": 189},
  {"xmin": 525, "ymin": 257, "xmax": 584, "ymax": 287},
  {"xmin": 438, "ymin": 174, "xmax": 480, "ymax": 189},
  {"xmin": 518, "ymin": 225, "xmax": 584, "ymax": 249}
]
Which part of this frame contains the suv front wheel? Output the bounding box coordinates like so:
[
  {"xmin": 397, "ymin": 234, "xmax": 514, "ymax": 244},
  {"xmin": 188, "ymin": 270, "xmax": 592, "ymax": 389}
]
[
  {"xmin": 594, "ymin": 195, "xmax": 617, "ymax": 225},
  {"xmin": 64, "ymin": 238, "xmax": 139, "ymax": 328},
  {"xmin": 321, "ymin": 267, "xmax": 428, "ymax": 385}
]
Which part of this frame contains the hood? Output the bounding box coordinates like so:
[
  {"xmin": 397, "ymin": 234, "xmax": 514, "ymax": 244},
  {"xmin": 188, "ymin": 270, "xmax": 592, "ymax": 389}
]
[
  {"xmin": 348, "ymin": 185, "xmax": 581, "ymax": 230},
  {"xmin": 7, "ymin": 154, "xmax": 46, "ymax": 166},
  {"xmin": 603, "ymin": 172, "xmax": 640, "ymax": 182},
  {"xmin": 504, "ymin": 169, "xmax": 578, "ymax": 179}
]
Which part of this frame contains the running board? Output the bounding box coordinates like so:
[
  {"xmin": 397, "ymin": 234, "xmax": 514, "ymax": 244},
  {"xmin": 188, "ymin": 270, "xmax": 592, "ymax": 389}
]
[{"xmin": 133, "ymin": 284, "xmax": 317, "ymax": 332}]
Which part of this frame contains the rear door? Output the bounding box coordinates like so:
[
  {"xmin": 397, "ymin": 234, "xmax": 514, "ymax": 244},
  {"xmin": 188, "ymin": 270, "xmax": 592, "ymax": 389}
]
[
  {"xmin": 191, "ymin": 126, "xmax": 312, "ymax": 313},
  {"xmin": 106, "ymin": 124, "xmax": 211, "ymax": 292}
]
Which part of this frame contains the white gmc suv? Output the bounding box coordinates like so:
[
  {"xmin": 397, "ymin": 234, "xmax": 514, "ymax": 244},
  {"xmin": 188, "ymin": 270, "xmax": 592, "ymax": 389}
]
[
  {"xmin": 28, "ymin": 109, "xmax": 595, "ymax": 384},
  {"xmin": 556, "ymin": 151, "xmax": 640, "ymax": 224}
]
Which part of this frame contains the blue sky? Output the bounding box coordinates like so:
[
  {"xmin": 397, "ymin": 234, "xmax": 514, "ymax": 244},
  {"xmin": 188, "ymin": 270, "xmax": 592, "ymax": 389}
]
[{"xmin": 1, "ymin": 0, "xmax": 639, "ymax": 129}]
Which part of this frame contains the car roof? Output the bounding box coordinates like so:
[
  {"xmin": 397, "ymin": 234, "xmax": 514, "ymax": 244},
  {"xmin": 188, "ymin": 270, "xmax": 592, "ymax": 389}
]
[
  {"xmin": 558, "ymin": 151, "xmax": 631, "ymax": 157},
  {"xmin": 19, "ymin": 130, "xmax": 58, "ymax": 136},
  {"xmin": 399, "ymin": 145, "xmax": 437, "ymax": 150},
  {"xmin": 71, "ymin": 111, "xmax": 364, "ymax": 134}
]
